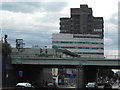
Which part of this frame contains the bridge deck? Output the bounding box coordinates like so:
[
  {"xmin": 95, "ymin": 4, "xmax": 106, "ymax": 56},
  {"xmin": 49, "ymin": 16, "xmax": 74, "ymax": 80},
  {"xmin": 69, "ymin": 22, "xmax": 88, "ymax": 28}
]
[{"xmin": 11, "ymin": 56, "xmax": 120, "ymax": 67}]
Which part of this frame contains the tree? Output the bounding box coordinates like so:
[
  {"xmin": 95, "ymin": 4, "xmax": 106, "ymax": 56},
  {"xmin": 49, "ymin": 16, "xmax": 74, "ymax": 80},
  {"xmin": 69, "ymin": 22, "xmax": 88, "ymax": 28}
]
[
  {"xmin": 1, "ymin": 35, "xmax": 12, "ymax": 88},
  {"xmin": 2, "ymin": 35, "xmax": 11, "ymax": 58},
  {"xmin": 2, "ymin": 43, "xmax": 11, "ymax": 58},
  {"xmin": 98, "ymin": 69, "xmax": 114, "ymax": 79}
]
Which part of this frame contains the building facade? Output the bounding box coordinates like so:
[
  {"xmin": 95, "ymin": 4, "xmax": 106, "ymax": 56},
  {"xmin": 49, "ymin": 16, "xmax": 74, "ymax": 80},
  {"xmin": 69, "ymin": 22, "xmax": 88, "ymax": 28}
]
[
  {"xmin": 60, "ymin": 4, "xmax": 104, "ymax": 39},
  {"xmin": 52, "ymin": 33, "xmax": 104, "ymax": 57},
  {"xmin": 52, "ymin": 4, "xmax": 104, "ymax": 58}
]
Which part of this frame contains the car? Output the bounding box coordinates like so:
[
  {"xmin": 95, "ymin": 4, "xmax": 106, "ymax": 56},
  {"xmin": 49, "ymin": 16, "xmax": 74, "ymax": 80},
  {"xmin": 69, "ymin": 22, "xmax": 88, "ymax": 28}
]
[
  {"xmin": 103, "ymin": 83, "xmax": 112, "ymax": 89},
  {"xmin": 48, "ymin": 83, "xmax": 54, "ymax": 87},
  {"xmin": 16, "ymin": 82, "xmax": 34, "ymax": 88},
  {"xmin": 86, "ymin": 82, "xmax": 97, "ymax": 89},
  {"xmin": 48, "ymin": 82, "xmax": 56, "ymax": 87}
]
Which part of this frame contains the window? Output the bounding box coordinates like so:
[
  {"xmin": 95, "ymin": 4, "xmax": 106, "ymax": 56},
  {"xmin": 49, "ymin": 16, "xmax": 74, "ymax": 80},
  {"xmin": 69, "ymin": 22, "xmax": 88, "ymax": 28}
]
[
  {"xmin": 52, "ymin": 41, "xmax": 103, "ymax": 45},
  {"xmin": 56, "ymin": 46, "xmax": 103, "ymax": 50},
  {"xmin": 94, "ymin": 29, "xmax": 102, "ymax": 32}
]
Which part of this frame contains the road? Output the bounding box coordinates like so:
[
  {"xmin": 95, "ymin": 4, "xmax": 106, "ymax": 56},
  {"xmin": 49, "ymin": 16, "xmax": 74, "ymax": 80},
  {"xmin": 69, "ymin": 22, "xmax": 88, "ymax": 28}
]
[
  {"xmin": 97, "ymin": 83, "xmax": 120, "ymax": 89},
  {"xmin": 1, "ymin": 84, "xmax": 120, "ymax": 90},
  {"xmin": 112, "ymin": 83, "xmax": 120, "ymax": 89}
]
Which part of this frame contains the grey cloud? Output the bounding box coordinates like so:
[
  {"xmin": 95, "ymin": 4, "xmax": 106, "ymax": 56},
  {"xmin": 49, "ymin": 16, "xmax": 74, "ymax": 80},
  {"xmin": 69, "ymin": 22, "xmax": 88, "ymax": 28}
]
[
  {"xmin": 2, "ymin": 2, "xmax": 68, "ymax": 13},
  {"xmin": 21, "ymin": 32, "xmax": 52, "ymax": 47},
  {"xmin": 104, "ymin": 12, "xmax": 118, "ymax": 50},
  {"xmin": 105, "ymin": 35, "xmax": 118, "ymax": 50},
  {"xmin": 1, "ymin": 2, "xmax": 68, "ymax": 47},
  {"xmin": 2, "ymin": 25, "xmax": 54, "ymax": 47},
  {"xmin": 2, "ymin": 2, "xmax": 41, "ymax": 13},
  {"xmin": 106, "ymin": 13, "xmax": 117, "ymax": 25},
  {"xmin": 118, "ymin": 1, "xmax": 120, "ymax": 55},
  {"xmin": 4, "ymin": 31, "xmax": 52, "ymax": 47},
  {"xmin": 40, "ymin": 2, "xmax": 67, "ymax": 12},
  {"xmin": 35, "ymin": 12, "xmax": 64, "ymax": 25}
]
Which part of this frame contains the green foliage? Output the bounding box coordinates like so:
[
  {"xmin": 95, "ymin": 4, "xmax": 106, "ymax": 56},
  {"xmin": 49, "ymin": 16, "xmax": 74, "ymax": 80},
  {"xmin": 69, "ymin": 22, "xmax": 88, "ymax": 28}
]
[{"xmin": 98, "ymin": 69, "xmax": 114, "ymax": 79}]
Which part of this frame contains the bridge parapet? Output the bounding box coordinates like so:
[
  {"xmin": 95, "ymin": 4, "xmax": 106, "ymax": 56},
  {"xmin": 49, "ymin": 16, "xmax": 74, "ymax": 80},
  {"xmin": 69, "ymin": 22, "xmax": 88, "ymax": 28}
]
[
  {"xmin": 11, "ymin": 55, "xmax": 120, "ymax": 67},
  {"xmin": 11, "ymin": 57, "xmax": 82, "ymax": 66}
]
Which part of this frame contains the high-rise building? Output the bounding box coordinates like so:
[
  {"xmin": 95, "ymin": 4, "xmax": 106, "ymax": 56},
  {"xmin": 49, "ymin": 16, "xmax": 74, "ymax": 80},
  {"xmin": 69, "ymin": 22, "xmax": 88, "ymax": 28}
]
[
  {"xmin": 60, "ymin": 4, "xmax": 104, "ymax": 38},
  {"xmin": 52, "ymin": 4, "xmax": 104, "ymax": 57}
]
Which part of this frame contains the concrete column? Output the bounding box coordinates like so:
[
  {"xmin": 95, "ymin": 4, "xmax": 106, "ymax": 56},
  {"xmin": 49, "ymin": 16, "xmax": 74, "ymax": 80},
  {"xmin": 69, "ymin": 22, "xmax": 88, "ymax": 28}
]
[
  {"xmin": 84, "ymin": 68, "xmax": 98, "ymax": 85},
  {"xmin": 76, "ymin": 67, "xmax": 98, "ymax": 90},
  {"xmin": 76, "ymin": 66, "xmax": 84, "ymax": 89}
]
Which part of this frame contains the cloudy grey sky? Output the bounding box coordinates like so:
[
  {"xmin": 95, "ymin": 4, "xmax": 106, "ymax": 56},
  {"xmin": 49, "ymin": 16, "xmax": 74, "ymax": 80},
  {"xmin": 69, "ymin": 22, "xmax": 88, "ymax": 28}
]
[{"xmin": 0, "ymin": 0, "xmax": 119, "ymax": 56}]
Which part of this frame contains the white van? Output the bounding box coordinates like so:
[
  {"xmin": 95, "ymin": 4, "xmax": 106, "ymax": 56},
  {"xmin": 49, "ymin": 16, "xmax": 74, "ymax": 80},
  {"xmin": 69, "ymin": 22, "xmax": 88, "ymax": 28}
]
[{"xmin": 16, "ymin": 82, "xmax": 34, "ymax": 88}]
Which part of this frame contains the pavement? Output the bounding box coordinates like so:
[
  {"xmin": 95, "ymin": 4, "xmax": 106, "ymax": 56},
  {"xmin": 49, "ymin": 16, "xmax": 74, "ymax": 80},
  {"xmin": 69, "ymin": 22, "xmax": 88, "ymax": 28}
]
[
  {"xmin": 97, "ymin": 83, "xmax": 120, "ymax": 89},
  {"xmin": 58, "ymin": 83, "xmax": 120, "ymax": 89},
  {"xmin": 57, "ymin": 85, "xmax": 76, "ymax": 88},
  {"xmin": 112, "ymin": 83, "xmax": 120, "ymax": 89}
]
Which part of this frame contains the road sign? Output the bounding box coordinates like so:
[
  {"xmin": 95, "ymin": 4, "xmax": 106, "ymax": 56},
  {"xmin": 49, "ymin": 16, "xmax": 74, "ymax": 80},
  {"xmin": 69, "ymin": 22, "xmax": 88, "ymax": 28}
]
[
  {"xmin": 70, "ymin": 74, "xmax": 75, "ymax": 79},
  {"xmin": 19, "ymin": 71, "xmax": 23, "ymax": 78}
]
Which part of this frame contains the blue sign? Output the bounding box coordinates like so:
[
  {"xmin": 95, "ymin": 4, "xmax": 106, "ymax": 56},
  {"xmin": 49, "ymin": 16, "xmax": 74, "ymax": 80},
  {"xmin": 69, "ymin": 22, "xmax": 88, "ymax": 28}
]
[
  {"xmin": 18, "ymin": 71, "xmax": 23, "ymax": 77},
  {"xmin": 70, "ymin": 74, "xmax": 75, "ymax": 79}
]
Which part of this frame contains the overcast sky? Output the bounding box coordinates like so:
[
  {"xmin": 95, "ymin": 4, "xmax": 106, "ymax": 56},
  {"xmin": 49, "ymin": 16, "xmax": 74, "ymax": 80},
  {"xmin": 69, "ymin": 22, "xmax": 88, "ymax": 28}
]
[{"xmin": 0, "ymin": 0, "xmax": 119, "ymax": 56}]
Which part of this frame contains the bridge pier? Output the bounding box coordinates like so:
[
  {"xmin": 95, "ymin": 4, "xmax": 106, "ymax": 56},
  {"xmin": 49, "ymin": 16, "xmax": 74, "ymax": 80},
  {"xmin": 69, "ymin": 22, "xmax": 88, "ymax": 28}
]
[
  {"xmin": 76, "ymin": 66, "xmax": 84, "ymax": 89},
  {"xmin": 84, "ymin": 67, "xmax": 98, "ymax": 83},
  {"xmin": 76, "ymin": 66, "xmax": 98, "ymax": 89}
]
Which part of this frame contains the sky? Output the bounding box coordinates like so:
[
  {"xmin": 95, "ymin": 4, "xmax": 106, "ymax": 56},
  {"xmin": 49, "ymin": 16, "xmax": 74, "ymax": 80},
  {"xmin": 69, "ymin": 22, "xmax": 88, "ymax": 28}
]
[{"xmin": 0, "ymin": 0, "xmax": 119, "ymax": 57}]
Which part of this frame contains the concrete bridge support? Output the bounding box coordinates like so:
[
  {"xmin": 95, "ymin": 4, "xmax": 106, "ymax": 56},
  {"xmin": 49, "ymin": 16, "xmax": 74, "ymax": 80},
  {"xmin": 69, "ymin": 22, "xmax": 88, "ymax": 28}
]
[
  {"xmin": 76, "ymin": 66, "xmax": 98, "ymax": 89},
  {"xmin": 84, "ymin": 67, "xmax": 98, "ymax": 85},
  {"xmin": 76, "ymin": 66, "xmax": 84, "ymax": 89}
]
